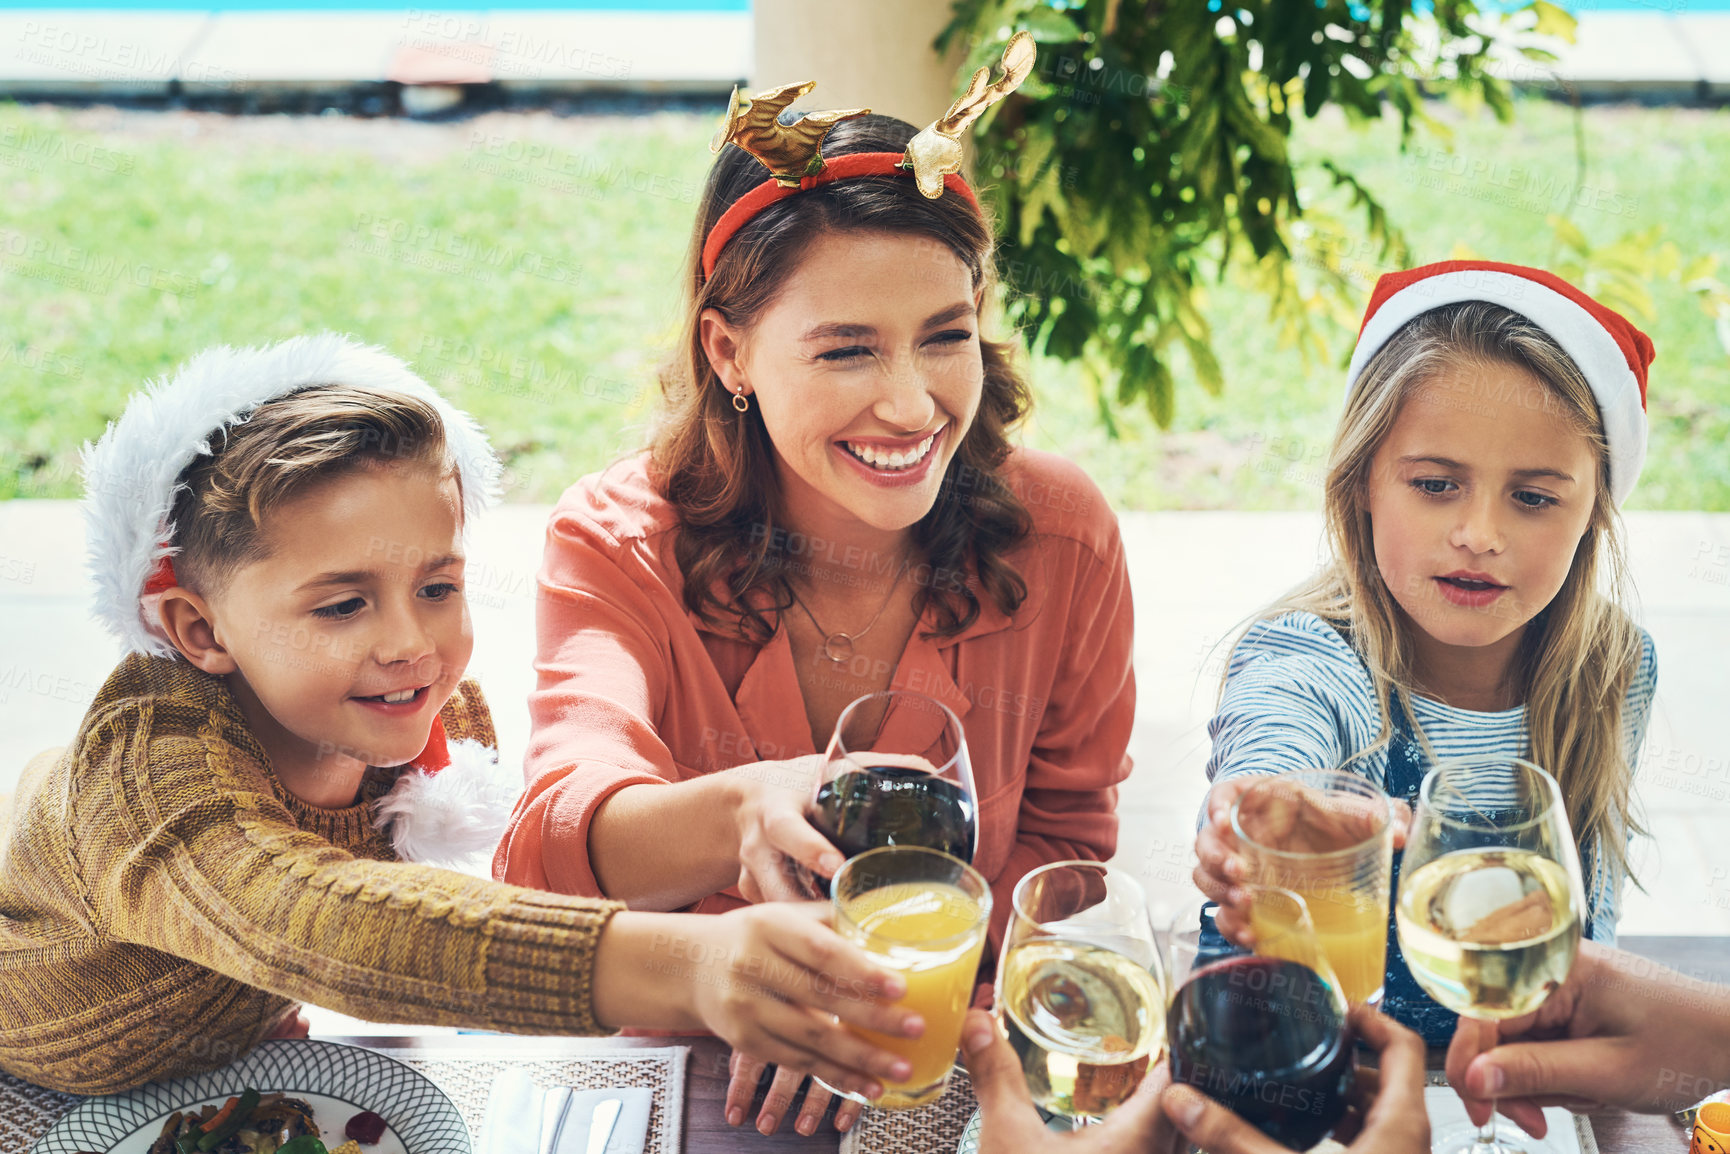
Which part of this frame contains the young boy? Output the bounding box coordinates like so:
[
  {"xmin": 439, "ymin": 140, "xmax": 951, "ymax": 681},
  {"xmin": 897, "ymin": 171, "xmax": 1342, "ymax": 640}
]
[{"xmin": 0, "ymin": 335, "xmax": 917, "ymax": 1098}]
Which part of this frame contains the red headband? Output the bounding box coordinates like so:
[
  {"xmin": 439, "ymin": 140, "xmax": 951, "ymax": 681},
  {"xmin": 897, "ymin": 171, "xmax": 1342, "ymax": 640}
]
[{"xmin": 700, "ymin": 151, "xmax": 980, "ymax": 280}]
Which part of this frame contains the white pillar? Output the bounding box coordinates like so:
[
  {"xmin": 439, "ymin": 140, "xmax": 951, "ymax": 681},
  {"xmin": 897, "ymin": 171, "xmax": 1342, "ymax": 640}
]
[{"xmin": 750, "ymin": 0, "xmax": 965, "ymax": 127}]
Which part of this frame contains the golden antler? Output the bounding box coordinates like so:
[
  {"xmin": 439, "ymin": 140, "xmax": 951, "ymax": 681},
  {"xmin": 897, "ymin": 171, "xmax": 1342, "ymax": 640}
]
[
  {"xmin": 711, "ymin": 80, "xmax": 870, "ymax": 187},
  {"xmin": 903, "ymin": 30, "xmax": 1037, "ymax": 199}
]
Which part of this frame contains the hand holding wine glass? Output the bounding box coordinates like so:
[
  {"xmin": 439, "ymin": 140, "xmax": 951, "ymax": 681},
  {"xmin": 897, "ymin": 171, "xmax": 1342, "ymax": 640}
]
[
  {"xmin": 1166, "ymin": 889, "xmax": 1357, "ymax": 1151},
  {"xmin": 1161, "ymin": 1003, "xmax": 1432, "ymax": 1154},
  {"xmin": 1445, "ymin": 940, "xmax": 1730, "ymax": 1127},
  {"xmin": 727, "ymin": 752, "xmax": 842, "ymax": 904}
]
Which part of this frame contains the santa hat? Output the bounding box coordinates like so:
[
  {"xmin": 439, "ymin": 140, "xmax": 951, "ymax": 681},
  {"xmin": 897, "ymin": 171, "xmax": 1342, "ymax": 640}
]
[
  {"xmin": 1346, "ymin": 260, "xmax": 1655, "ymax": 506},
  {"xmin": 81, "ymin": 333, "xmax": 515, "ymax": 873}
]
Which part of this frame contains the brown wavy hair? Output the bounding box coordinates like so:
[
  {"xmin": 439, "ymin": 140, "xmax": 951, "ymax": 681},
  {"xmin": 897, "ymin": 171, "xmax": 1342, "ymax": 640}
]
[{"xmin": 651, "ymin": 114, "xmax": 1032, "ymax": 641}]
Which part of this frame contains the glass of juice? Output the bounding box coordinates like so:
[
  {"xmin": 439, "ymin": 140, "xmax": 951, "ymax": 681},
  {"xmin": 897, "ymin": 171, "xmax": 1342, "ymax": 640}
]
[
  {"xmin": 1229, "ymin": 769, "xmax": 1396, "ymax": 1004},
  {"xmin": 801, "ymin": 691, "xmax": 978, "ymax": 897},
  {"xmin": 996, "ymin": 861, "xmax": 1165, "ymax": 1126},
  {"xmin": 1394, "ymin": 757, "xmax": 1584, "ymax": 1154},
  {"xmin": 1167, "ymin": 890, "xmax": 1356, "ymax": 1151},
  {"xmin": 818, "ymin": 845, "xmax": 991, "ymax": 1110}
]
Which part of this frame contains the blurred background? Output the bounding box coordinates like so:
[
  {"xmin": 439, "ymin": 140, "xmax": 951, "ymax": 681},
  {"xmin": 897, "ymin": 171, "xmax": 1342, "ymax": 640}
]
[{"xmin": 1, "ymin": 1, "xmax": 1727, "ymax": 945}]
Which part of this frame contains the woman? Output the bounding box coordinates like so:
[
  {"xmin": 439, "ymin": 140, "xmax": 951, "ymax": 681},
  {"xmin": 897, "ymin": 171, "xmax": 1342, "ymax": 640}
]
[{"xmin": 494, "ymin": 105, "xmax": 1136, "ymax": 1136}]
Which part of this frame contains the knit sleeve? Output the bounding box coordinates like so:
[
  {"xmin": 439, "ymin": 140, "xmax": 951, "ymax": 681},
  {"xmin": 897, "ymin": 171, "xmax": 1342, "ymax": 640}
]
[
  {"xmin": 1205, "ymin": 612, "xmax": 1383, "ymax": 789},
  {"xmin": 84, "ymin": 703, "xmax": 624, "ymax": 1036}
]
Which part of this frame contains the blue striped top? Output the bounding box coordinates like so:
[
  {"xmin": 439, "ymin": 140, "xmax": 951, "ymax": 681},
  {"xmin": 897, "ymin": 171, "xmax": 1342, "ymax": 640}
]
[{"xmin": 1206, "ymin": 611, "xmax": 1659, "ymax": 943}]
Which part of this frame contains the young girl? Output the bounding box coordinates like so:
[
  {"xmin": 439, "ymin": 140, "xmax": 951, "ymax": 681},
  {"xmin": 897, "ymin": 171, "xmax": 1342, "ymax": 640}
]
[{"xmin": 1193, "ymin": 261, "xmax": 1659, "ymax": 1043}]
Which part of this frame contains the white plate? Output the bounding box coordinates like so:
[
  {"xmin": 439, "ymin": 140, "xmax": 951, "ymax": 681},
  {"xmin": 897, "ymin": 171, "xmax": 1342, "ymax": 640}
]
[
  {"xmin": 957, "ymin": 1107, "xmax": 981, "ymax": 1153},
  {"xmin": 32, "ymin": 1039, "xmax": 471, "ymax": 1154}
]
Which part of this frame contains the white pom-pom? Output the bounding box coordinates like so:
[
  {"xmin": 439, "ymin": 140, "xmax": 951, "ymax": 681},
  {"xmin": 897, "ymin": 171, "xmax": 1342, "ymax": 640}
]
[{"xmin": 375, "ymin": 739, "xmax": 521, "ymax": 877}]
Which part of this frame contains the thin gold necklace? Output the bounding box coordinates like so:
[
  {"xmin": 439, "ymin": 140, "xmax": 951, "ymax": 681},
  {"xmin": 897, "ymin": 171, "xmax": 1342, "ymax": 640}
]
[{"xmin": 787, "ymin": 560, "xmax": 910, "ymax": 666}]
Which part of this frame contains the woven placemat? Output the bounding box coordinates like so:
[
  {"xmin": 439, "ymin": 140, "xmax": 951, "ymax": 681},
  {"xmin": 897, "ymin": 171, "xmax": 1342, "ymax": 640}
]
[
  {"xmin": 840, "ymin": 1069, "xmax": 976, "ymax": 1154},
  {"xmin": 0, "ymin": 1071, "xmax": 80, "ymax": 1153},
  {"xmin": 367, "ymin": 1043, "xmax": 686, "ymax": 1154},
  {"xmin": 2, "ymin": 1042, "xmax": 686, "ymax": 1154}
]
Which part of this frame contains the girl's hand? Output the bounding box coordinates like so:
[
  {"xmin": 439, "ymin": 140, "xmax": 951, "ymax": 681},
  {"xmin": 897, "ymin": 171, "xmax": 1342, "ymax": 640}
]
[
  {"xmin": 1193, "ymin": 774, "xmax": 1411, "ymax": 943},
  {"xmin": 1192, "ymin": 777, "xmax": 1260, "ymax": 943},
  {"xmin": 727, "ymin": 754, "xmax": 840, "ymax": 903}
]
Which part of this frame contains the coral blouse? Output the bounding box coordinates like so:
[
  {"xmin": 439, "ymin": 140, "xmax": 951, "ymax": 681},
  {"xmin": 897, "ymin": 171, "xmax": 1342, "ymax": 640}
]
[{"xmin": 493, "ymin": 447, "xmax": 1136, "ymax": 946}]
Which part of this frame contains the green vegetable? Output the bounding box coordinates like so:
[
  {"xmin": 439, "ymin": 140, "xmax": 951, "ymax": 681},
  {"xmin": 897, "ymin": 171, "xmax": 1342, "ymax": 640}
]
[
  {"xmin": 275, "ymin": 1138, "xmax": 329, "ymax": 1154},
  {"xmin": 197, "ymin": 1088, "xmax": 261, "ymax": 1152}
]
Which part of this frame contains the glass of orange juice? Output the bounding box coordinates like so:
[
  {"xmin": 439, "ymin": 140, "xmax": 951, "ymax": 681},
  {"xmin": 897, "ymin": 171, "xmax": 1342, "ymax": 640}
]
[
  {"xmin": 1230, "ymin": 770, "xmax": 1396, "ymax": 1005},
  {"xmin": 818, "ymin": 845, "xmax": 991, "ymax": 1110}
]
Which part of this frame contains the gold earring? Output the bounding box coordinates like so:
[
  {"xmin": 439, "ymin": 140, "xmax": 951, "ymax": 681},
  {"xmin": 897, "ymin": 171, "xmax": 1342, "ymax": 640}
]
[{"xmin": 732, "ymin": 389, "xmax": 750, "ymax": 413}]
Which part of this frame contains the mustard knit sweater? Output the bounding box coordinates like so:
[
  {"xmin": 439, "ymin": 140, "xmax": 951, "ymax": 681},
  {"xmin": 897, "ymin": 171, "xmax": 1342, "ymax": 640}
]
[{"xmin": 0, "ymin": 654, "xmax": 623, "ymax": 1094}]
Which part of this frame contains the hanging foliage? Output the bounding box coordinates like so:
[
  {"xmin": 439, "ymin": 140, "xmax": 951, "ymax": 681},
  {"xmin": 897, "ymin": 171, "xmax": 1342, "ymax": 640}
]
[{"xmin": 940, "ymin": 0, "xmax": 1580, "ymax": 428}]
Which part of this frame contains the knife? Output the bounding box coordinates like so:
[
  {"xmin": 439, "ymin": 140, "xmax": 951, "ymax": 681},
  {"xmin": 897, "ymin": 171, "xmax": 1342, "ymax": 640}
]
[
  {"xmin": 585, "ymin": 1097, "xmax": 622, "ymax": 1154},
  {"xmin": 482, "ymin": 1068, "xmax": 545, "ymax": 1154}
]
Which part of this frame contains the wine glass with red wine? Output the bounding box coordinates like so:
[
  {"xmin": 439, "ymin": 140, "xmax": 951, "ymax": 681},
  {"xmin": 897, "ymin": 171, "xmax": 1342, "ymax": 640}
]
[
  {"xmin": 801, "ymin": 690, "xmax": 978, "ymax": 897},
  {"xmin": 1166, "ymin": 890, "xmax": 1356, "ymax": 1151}
]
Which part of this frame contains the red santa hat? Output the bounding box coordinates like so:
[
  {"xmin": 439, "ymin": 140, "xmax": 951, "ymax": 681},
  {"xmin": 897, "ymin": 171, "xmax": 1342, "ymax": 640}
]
[
  {"xmin": 81, "ymin": 333, "xmax": 516, "ymax": 873},
  {"xmin": 1346, "ymin": 260, "xmax": 1655, "ymax": 506}
]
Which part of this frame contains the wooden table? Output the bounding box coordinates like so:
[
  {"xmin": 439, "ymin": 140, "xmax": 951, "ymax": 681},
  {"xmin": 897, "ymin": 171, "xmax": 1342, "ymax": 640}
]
[{"xmin": 334, "ymin": 935, "xmax": 1728, "ymax": 1154}]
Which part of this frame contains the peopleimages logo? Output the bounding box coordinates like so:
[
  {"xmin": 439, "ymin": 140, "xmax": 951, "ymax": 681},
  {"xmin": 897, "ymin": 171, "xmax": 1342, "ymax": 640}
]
[{"xmin": 1175, "ymin": 1060, "xmax": 1331, "ymax": 1116}]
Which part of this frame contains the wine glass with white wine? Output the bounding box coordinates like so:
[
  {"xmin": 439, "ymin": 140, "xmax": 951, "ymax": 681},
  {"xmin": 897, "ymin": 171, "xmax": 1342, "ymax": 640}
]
[
  {"xmin": 996, "ymin": 861, "xmax": 1165, "ymax": 1128},
  {"xmin": 1394, "ymin": 758, "xmax": 1586, "ymax": 1154}
]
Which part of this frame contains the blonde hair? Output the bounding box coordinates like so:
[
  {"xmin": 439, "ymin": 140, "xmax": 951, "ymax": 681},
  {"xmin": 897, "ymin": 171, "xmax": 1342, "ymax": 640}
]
[
  {"xmin": 167, "ymin": 384, "xmax": 456, "ymax": 595},
  {"xmin": 1255, "ymin": 301, "xmax": 1644, "ymax": 887}
]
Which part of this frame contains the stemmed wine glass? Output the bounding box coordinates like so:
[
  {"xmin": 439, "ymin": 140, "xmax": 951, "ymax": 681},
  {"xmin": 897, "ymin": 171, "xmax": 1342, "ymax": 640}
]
[
  {"xmin": 1394, "ymin": 758, "xmax": 1586, "ymax": 1154},
  {"xmin": 801, "ymin": 690, "xmax": 979, "ymax": 896},
  {"xmin": 996, "ymin": 861, "xmax": 1165, "ymax": 1128}
]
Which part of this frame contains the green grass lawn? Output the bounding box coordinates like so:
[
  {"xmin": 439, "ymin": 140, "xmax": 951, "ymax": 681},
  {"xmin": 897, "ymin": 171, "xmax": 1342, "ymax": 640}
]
[{"xmin": 2, "ymin": 97, "xmax": 1727, "ymax": 509}]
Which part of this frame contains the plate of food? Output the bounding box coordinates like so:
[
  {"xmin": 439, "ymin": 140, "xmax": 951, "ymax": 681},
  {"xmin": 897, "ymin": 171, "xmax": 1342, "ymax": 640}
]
[{"xmin": 32, "ymin": 1039, "xmax": 471, "ymax": 1154}]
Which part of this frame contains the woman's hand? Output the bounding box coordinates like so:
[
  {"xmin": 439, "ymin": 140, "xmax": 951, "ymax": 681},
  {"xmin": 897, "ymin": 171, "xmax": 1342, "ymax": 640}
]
[
  {"xmin": 726, "ymin": 754, "xmax": 841, "ymax": 903},
  {"xmin": 725, "ymin": 1051, "xmax": 864, "ymax": 1137},
  {"xmin": 593, "ymin": 903, "xmax": 919, "ymax": 1103},
  {"xmin": 1163, "ymin": 1005, "xmax": 1431, "ymax": 1154}
]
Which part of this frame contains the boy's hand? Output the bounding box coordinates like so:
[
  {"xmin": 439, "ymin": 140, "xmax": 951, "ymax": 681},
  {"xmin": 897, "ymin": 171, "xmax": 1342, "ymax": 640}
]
[{"xmin": 681, "ymin": 902, "xmax": 918, "ymax": 1104}]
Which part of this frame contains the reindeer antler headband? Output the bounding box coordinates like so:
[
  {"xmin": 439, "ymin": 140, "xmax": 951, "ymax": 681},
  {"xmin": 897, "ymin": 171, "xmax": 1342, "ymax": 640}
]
[{"xmin": 700, "ymin": 31, "xmax": 1036, "ymax": 280}]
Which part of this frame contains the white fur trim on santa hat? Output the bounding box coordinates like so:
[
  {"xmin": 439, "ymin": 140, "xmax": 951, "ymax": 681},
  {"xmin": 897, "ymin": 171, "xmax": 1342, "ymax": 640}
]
[
  {"xmin": 1345, "ymin": 269, "xmax": 1648, "ymax": 506},
  {"xmin": 81, "ymin": 333, "xmax": 502, "ymax": 658},
  {"xmin": 374, "ymin": 738, "xmax": 521, "ymax": 877}
]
